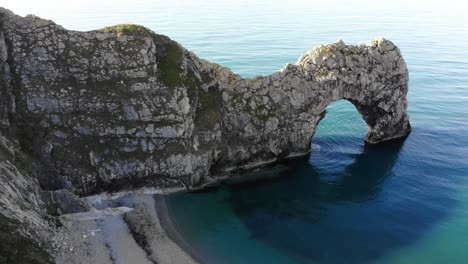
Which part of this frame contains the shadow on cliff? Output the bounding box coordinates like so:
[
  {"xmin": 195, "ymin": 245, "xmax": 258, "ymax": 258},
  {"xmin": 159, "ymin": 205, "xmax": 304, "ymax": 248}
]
[{"xmin": 225, "ymin": 137, "xmax": 456, "ymax": 264}]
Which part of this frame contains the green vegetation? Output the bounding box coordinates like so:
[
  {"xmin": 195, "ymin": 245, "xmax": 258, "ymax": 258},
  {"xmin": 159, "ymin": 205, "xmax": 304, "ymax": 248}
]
[
  {"xmin": 315, "ymin": 44, "xmax": 332, "ymax": 56},
  {"xmin": 184, "ymin": 70, "xmax": 202, "ymax": 97},
  {"xmin": 98, "ymin": 24, "xmax": 151, "ymax": 37},
  {"xmin": 154, "ymin": 38, "xmax": 221, "ymax": 129},
  {"xmin": 158, "ymin": 41, "xmax": 184, "ymax": 89},
  {"xmin": 194, "ymin": 85, "xmax": 221, "ymax": 130}
]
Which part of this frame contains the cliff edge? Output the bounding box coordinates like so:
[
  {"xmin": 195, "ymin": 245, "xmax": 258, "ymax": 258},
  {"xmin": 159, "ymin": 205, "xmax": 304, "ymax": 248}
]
[
  {"xmin": 0, "ymin": 8, "xmax": 410, "ymax": 195},
  {"xmin": 0, "ymin": 7, "xmax": 410, "ymax": 263}
]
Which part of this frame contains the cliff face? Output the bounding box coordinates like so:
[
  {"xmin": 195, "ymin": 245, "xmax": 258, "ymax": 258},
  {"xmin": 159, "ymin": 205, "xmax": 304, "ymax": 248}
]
[
  {"xmin": 0, "ymin": 8, "xmax": 412, "ymax": 263},
  {"xmin": 0, "ymin": 8, "xmax": 410, "ymax": 196},
  {"xmin": 1, "ymin": 23, "xmax": 53, "ymax": 262}
]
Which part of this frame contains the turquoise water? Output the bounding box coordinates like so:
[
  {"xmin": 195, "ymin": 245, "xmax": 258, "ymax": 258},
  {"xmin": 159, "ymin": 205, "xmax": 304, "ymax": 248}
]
[{"xmin": 7, "ymin": 1, "xmax": 468, "ymax": 263}]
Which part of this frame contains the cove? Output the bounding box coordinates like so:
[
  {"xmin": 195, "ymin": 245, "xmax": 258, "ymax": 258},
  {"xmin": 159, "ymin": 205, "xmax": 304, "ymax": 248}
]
[{"xmin": 165, "ymin": 100, "xmax": 466, "ymax": 264}]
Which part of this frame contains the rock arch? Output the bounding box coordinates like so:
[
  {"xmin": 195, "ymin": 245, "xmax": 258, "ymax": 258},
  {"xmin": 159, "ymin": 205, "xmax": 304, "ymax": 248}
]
[
  {"xmin": 0, "ymin": 8, "xmax": 411, "ymax": 193},
  {"xmin": 217, "ymin": 38, "xmax": 411, "ymax": 173}
]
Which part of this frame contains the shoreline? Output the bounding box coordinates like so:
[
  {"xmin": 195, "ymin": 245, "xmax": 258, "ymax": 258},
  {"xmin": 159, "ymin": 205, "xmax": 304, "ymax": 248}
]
[
  {"xmin": 54, "ymin": 192, "xmax": 203, "ymax": 264},
  {"xmin": 55, "ymin": 159, "xmax": 305, "ymax": 264},
  {"xmin": 155, "ymin": 194, "xmax": 206, "ymax": 264}
]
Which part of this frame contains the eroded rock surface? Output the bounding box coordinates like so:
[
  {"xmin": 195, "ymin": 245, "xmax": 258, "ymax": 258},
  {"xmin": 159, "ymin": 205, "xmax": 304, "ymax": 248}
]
[
  {"xmin": 0, "ymin": 7, "xmax": 413, "ymax": 263},
  {"xmin": 0, "ymin": 8, "xmax": 410, "ymax": 196}
]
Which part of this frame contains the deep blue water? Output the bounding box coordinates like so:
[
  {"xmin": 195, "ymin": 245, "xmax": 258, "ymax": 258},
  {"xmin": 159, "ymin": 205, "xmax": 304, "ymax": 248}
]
[{"xmin": 7, "ymin": 0, "xmax": 468, "ymax": 263}]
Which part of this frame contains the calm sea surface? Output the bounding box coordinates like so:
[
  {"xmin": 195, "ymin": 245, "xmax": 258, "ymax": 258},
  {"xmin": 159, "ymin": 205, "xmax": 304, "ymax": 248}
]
[{"xmin": 6, "ymin": 1, "xmax": 468, "ymax": 263}]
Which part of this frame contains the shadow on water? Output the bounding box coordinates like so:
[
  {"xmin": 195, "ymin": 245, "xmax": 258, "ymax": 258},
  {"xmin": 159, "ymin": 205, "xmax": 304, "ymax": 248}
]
[
  {"xmin": 225, "ymin": 137, "xmax": 457, "ymax": 264},
  {"xmin": 328, "ymin": 141, "xmax": 404, "ymax": 203}
]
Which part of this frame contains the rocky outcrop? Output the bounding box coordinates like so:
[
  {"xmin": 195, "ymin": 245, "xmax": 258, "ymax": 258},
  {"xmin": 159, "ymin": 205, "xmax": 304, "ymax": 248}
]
[
  {"xmin": 1, "ymin": 11, "xmax": 52, "ymax": 264},
  {"xmin": 0, "ymin": 147, "xmax": 53, "ymax": 264},
  {"xmin": 0, "ymin": 7, "xmax": 412, "ymax": 263},
  {"xmin": 0, "ymin": 133, "xmax": 53, "ymax": 263},
  {"xmin": 0, "ymin": 8, "xmax": 410, "ymax": 196}
]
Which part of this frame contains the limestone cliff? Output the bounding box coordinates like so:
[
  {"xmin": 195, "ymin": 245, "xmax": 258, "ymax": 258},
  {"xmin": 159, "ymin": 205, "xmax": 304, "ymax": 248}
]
[
  {"xmin": 0, "ymin": 7, "xmax": 412, "ymax": 263},
  {"xmin": 0, "ymin": 8, "xmax": 410, "ymax": 197}
]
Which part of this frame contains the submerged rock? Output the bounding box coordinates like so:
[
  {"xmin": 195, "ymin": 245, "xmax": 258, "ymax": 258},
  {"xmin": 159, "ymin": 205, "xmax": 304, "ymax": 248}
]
[{"xmin": 0, "ymin": 8, "xmax": 410, "ymax": 196}]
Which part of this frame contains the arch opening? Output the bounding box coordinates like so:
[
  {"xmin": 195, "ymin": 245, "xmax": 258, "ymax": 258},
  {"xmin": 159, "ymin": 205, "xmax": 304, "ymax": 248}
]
[
  {"xmin": 310, "ymin": 100, "xmax": 367, "ymax": 171},
  {"xmin": 314, "ymin": 99, "xmax": 368, "ymax": 142}
]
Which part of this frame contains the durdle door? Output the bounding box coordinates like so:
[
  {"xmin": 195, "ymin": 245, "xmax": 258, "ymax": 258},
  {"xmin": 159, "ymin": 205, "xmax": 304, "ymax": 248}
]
[{"xmin": 0, "ymin": 8, "xmax": 410, "ymax": 195}]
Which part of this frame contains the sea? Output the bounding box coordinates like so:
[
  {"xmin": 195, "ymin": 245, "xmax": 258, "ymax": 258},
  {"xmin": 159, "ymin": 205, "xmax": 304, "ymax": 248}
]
[{"xmin": 5, "ymin": 0, "xmax": 468, "ymax": 263}]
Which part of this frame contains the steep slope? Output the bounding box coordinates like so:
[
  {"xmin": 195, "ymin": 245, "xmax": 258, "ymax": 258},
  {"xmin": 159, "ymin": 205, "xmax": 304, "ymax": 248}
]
[
  {"xmin": 0, "ymin": 8, "xmax": 410, "ymax": 195},
  {"xmin": 0, "ymin": 7, "xmax": 411, "ymax": 262}
]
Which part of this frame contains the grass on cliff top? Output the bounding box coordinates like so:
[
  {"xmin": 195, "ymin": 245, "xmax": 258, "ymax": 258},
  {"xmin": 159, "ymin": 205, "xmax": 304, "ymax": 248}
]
[
  {"xmin": 98, "ymin": 24, "xmax": 151, "ymax": 37},
  {"xmin": 97, "ymin": 24, "xmax": 185, "ymax": 90},
  {"xmin": 97, "ymin": 24, "xmax": 185, "ymax": 89}
]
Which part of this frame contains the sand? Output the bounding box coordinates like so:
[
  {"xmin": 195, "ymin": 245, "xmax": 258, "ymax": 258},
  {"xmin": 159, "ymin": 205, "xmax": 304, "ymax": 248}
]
[{"xmin": 54, "ymin": 192, "xmax": 200, "ymax": 264}]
